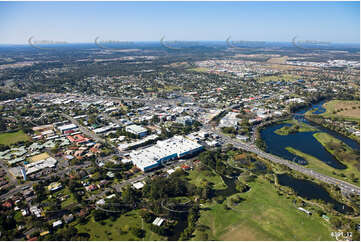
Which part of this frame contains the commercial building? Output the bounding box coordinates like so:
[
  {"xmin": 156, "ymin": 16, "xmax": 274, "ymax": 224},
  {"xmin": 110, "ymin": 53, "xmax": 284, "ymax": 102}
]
[
  {"xmin": 125, "ymin": 124, "xmax": 148, "ymax": 138},
  {"xmin": 176, "ymin": 115, "xmax": 194, "ymax": 125},
  {"xmin": 129, "ymin": 135, "xmax": 203, "ymax": 171},
  {"xmin": 25, "ymin": 157, "xmax": 57, "ymax": 175},
  {"xmin": 57, "ymin": 123, "xmax": 78, "ymax": 134},
  {"xmin": 118, "ymin": 134, "xmax": 158, "ymax": 151},
  {"xmin": 219, "ymin": 112, "xmax": 240, "ymax": 128},
  {"xmin": 32, "ymin": 124, "xmax": 54, "ymax": 133}
]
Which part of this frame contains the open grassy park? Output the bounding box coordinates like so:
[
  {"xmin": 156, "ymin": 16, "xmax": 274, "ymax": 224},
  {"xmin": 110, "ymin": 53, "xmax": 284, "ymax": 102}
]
[
  {"xmin": 0, "ymin": 130, "xmax": 30, "ymax": 145},
  {"xmin": 266, "ymin": 56, "xmax": 288, "ymax": 64},
  {"xmin": 320, "ymin": 100, "xmax": 360, "ymax": 121},
  {"xmin": 187, "ymin": 67, "xmax": 209, "ymax": 73},
  {"xmin": 75, "ymin": 209, "xmax": 167, "ymax": 241},
  {"xmin": 192, "ymin": 176, "xmax": 334, "ymax": 241},
  {"xmin": 187, "ymin": 167, "xmax": 227, "ymax": 191},
  {"xmin": 257, "ymin": 74, "xmax": 301, "ymax": 83},
  {"xmin": 285, "ymin": 146, "xmax": 359, "ymax": 186}
]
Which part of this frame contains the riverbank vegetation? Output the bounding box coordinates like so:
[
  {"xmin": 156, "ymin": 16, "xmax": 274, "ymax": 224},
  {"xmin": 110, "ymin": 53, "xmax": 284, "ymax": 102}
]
[
  {"xmin": 274, "ymin": 119, "xmax": 318, "ymax": 135},
  {"xmin": 305, "ymin": 99, "xmax": 360, "ymax": 142},
  {"xmin": 314, "ymin": 132, "xmax": 359, "ymax": 171},
  {"xmin": 306, "ymin": 115, "xmax": 360, "ymax": 142},
  {"xmin": 272, "ymin": 172, "xmax": 360, "ymax": 240},
  {"xmin": 285, "ymin": 146, "xmax": 359, "ymax": 186}
]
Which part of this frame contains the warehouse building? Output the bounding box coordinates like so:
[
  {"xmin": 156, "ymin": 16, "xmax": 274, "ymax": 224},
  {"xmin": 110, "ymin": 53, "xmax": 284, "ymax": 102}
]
[
  {"xmin": 57, "ymin": 123, "xmax": 78, "ymax": 134},
  {"xmin": 129, "ymin": 135, "xmax": 203, "ymax": 171}
]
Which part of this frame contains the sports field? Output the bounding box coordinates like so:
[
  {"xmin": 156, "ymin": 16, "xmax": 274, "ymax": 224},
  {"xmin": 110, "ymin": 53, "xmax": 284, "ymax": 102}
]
[
  {"xmin": 29, "ymin": 152, "xmax": 50, "ymax": 163},
  {"xmin": 0, "ymin": 130, "xmax": 30, "ymax": 145}
]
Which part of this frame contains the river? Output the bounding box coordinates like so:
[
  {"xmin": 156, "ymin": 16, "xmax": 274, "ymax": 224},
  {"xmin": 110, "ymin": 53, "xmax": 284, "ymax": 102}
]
[{"xmin": 260, "ymin": 100, "xmax": 359, "ymax": 169}]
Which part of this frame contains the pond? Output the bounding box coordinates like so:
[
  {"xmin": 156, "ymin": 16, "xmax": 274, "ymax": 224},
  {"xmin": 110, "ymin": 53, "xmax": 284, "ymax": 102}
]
[{"xmin": 277, "ymin": 173, "xmax": 353, "ymax": 214}]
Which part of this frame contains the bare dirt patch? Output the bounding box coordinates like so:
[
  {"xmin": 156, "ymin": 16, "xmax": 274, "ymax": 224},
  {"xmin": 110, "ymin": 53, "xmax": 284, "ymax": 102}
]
[{"xmin": 29, "ymin": 152, "xmax": 50, "ymax": 163}]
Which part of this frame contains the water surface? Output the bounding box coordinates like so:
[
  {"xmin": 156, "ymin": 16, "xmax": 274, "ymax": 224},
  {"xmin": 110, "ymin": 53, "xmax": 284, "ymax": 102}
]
[
  {"xmin": 261, "ymin": 100, "xmax": 359, "ymax": 169},
  {"xmin": 277, "ymin": 173, "xmax": 353, "ymax": 214}
]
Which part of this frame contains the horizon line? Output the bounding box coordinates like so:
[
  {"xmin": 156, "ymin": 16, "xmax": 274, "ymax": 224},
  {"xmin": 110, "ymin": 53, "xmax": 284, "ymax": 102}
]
[{"xmin": 0, "ymin": 40, "xmax": 360, "ymax": 46}]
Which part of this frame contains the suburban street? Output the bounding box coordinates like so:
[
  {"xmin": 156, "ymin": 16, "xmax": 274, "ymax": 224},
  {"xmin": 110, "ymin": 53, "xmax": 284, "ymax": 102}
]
[{"xmin": 61, "ymin": 113, "xmax": 106, "ymax": 144}]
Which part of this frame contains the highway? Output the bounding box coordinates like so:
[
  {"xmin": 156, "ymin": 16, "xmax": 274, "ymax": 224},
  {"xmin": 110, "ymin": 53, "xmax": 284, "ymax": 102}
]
[
  {"xmin": 2, "ymin": 95, "xmax": 358, "ymax": 205},
  {"xmin": 107, "ymin": 98, "xmax": 360, "ymax": 196},
  {"xmin": 204, "ymin": 125, "xmax": 360, "ymax": 196}
]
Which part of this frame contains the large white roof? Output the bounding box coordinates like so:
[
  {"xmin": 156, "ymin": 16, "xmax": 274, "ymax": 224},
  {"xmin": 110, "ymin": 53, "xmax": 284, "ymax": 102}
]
[
  {"xmin": 129, "ymin": 136, "xmax": 202, "ymax": 170},
  {"xmin": 58, "ymin": 123, "xmax": 77, "ymax": 131}
]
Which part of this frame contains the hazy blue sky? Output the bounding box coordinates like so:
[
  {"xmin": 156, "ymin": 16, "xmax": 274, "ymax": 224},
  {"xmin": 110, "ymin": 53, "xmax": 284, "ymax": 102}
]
[{"xmin": 0, "ymin": 1, "xmax": 359, "ymax": 44}]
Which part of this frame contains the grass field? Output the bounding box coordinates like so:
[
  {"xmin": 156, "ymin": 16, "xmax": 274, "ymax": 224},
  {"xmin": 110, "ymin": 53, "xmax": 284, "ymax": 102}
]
[
  {"xmin": 267, "ymin": 56, "xmax": 288, "ymax": 64},
  {"xmin": 285, "ymin": 146, "xmax": 359, "ymax": 186},
  {"xmin": 257, "ymin": 74, "xmax": 301, "ymax": 83},
  {"xmin": 274, "ymin": 119, "xmax": 318, "ymax": 135},
  {"xmin": 269, "ymin": 63, "xmax": 299, "ymax": 71},
  {"xmin": 187, "ymin": 168, "xmax": 227, "ymax": 190},
  {"xmin": 75, "ymin": 209, "xmax": 166, "ymax": 241},
  {"xmin": 321, "ymin": 100, "xmax": 360, "ymax": 121},
  {"xmin": 163, "ymin": 84, "xmax": 180, "ymax": 91},
  {"xmin": 192, "ymin": 177, "xmax": 334, "ymax": 241},
  {"xmin": 0, "ymin": 130, "xmax": 30, "ymax": 145},
  {"xmin": 58, "ymin": 187, "xmax": 77, "ymax": 208},
  {"xmin": 187, "ymin": 67, "xmax": 208, "ymax": 73},
  {"xmin": 313, "ymin": 132, "xmax": 359, "ymax": 169}
]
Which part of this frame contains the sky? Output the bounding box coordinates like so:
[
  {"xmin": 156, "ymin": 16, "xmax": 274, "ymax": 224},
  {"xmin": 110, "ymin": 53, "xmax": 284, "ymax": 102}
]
[{"xmin": 0, "ymin": 1, "xmax": 359, "ymax": 44}]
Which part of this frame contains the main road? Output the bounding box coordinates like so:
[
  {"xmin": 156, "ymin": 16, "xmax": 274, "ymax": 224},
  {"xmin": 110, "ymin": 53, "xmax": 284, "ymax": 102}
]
[
  {"xmin": 65, "ymin": 96, "xmax": 360, "ymax": 196},
  {"xmin": 60, "ymin": 113, "xmax": 107, "ymax": 144},
  {"xmin": 204, "ymin": 124, "xmax": 360, "ymax": 196}
]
